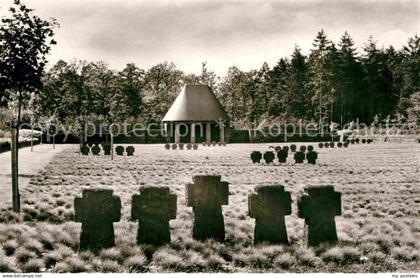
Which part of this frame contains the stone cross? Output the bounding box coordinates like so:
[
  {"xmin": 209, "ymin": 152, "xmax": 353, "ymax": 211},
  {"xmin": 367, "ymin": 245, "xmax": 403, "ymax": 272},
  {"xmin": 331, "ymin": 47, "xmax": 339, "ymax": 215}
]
[
  {"xmin": 294, "ymin": 151, "xmax": 305, "ymax": 163},
  {"xmin": 131, "ymin": 187, "xmax": 177, "ymax": 246},
  {"xmin": 126, "ymin": 146, "xmax": 135, "ymax": 156},
  {"xmin": 102, "ymin": 144, "xmax": 111, "ymax": 155},
  {"xmin": 248, "ymin": 185, "xmax": 292, "ymax": 244},
  {"xmin": 74, "ymin": 189, "xmax": 121, "ymax": 253},
  {"xmin": 251, "ymin": 151, "xmax": 262, "ymax": 163},
  {"xmin": 298, "ymin": 185, "xmax": 341, "ymax": 246},
  {"xmin": 91, "ymin": 145, "xmax": 100, "ymax": 155},
  {"xmin": 115, "ymin": 146, "xmax": 125, "ymax": 156},
  {"xmin": 81, "ymin": 145, "xmax": 90, "ymax": 156},
  {"xmin": 277, "ymin": 149, "xmax": 288, "ymax": 163},
  {"xmin": 306, "ymin": 151, "xmax": 318, "ymax": 164},
  {"xmin": 186, "ymin": 175, "xmax": 229, "ymax": 242},
  {"xmin": 263, "ymin": 151, "xmax": 275, "ymax": 164}
]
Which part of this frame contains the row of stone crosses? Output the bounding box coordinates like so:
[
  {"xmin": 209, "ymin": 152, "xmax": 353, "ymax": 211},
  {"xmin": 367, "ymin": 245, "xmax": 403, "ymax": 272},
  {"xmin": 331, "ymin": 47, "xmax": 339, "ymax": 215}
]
[
  {"xmin": 164, "ymin": 141, "xmax": 227, "ymax": 150},
  {"xmin": 81, "ymin": 143, "xmax": 136, "ymax": 156},
  {"xmin": 319, "ymin": 138, "xmax": 373, "ymax": 149},
  {"xmin": 74, "ymin": 175, "xmax": 341, "ymax": 253},
  {"xmin": 251, "ymin": 145, "xmax": 318, "ymax": 164}
]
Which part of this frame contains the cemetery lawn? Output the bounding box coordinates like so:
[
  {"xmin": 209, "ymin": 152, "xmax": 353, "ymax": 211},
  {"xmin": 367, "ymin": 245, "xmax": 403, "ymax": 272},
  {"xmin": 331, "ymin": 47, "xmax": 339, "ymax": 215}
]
[{"xmin": 0, "ymin": 142, "xmax": 419, "ymax": 273}]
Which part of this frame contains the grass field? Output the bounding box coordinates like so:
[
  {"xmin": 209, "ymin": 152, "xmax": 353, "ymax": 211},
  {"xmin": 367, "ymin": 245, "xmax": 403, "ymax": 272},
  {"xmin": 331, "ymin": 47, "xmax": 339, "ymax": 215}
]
[{"xmin": 0, "ymin": 142, "xmax": 419, "ymax": 272}]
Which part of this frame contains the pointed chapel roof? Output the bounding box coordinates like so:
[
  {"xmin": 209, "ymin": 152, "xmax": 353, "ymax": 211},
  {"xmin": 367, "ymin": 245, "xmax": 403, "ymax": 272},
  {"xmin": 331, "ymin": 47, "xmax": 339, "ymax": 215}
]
[{"xmin": 162, "ymin": 85, "xmax": 229, "ymax": 122}]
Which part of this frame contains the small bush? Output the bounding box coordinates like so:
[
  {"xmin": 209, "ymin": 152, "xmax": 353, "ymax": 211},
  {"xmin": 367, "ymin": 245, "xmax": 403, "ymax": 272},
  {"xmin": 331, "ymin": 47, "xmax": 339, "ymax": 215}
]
[
  {"xmin": 2, "ymin": 239, "xmax": 19, "ymax": 256},
  {"xmin": 100, "ymin": 247, "xmax": 124, "ymax": 263},
  {"xmin": 100, "ymin": 259, "xmax": 124, "ymax": 272},
  {"xmin": 153, "ymin": 247, "xmax": 185, "ymax": 271},
  {"xmin": 0, "ymin": 254, "xmax": 17, "ymax": 272},
  {"xmin": 24, "ymin": 238, "xmax": 44, "ymax": 256},
  {"xmin": 274, "ymin": 252, "xmax": 296, "ymax": 270},
  {"xmin": 295, "ymin": 247, "xmax": 320, "ymax": 267},
  {"xmin": 20, "ymin": 258, "xmax": 44, "ymax": 272},
  {"xmin": 124, "ymin": 254, "xmax": 147, "ymax": 272},
  {"xmin": 64, "ymin": 256, "xmax": 88, "ymax": 273},
  {"xmin": 14, "ymin": 247, "xmax": 36, "ymax": 264},
  {"xmin": 391, "ymin": 246, "xmax": 419, "ymax": 262}
]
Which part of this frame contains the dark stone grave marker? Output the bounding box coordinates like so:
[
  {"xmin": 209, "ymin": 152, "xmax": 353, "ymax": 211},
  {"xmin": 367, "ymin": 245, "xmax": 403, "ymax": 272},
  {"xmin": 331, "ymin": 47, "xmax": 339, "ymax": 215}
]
[
  {"xmin": 171, "ymin": 143, "xmax": 177, "ymax": 150},
  {"xmin": 318, "ymin": 142, "xmax": 324, "ymax": 148},
  {"xmin": 300, "ymin": 145, "xmax": 307, "ymax": 153},
  {"xmin": 251, "ymin": 151, "xmax": 262, "ymax": 163},
  {"xmin": 126, "ymin": 146, "xmax": 135, "ymax": 156},
  {"xmin": 103, "ymin": 144, "xmax": 111, "ymax": 155},
  {"xmin": 187, "ymin": 143, "xmax": 192, "ymax": 150},
  {"xmin": 263, "ymin": 151, "xmax": 275, "ymax": 164},
  {"xmin": 186, "ymin": 175, "xmax": 229, "ymax": 242},
  {"xmin": 91, "ymin": 145, "xmax": 101, "ymax": 155},
  {"xmin": 337, "ymin": 142, "xmax": 343, "ymax": 148},
  {"xmin": 74, "ymin": 189, "xmax": 121, "ymax": 253},
  {"xmin": 165, "ymin": 143, "xmax": 170, "ymax": 150},
  {"xmin": 81, "ymin": 145, "xmax": 90, "ymax": 156},
  {"xmin": 277, "ymin": 149, "xmax": 288, "ymax": 163},
  {"xmin": 294, "ymin": 151, "xmax": 305, "ymax": 163},
  {"xmin": 290, "ymin": 144, "xmax": 297, "ymax": 152},
  {"xmin": 193, "ymin": 143, "xmax": 198, "ymax": 150},
  {"xmin": 115, "ymin": 146, "xmax": 125, "ymax": 156},
  {"xmin": 298, "ymin": 185, "xmax": 341, "ymax": 246},
  {"xmin": 131, "ymin": 187, "xmax": 177, "ymax": 246},
  {"xmin": 306, "ymin": 151, "xmax": 318, "ymax": 164},
  {"xmin": 307, "ymin": 145, "xmax": 314, "ymax": 152},
  {"xmin": 249, "ymin": 185, "xmax": 292, "ymax": 244}
]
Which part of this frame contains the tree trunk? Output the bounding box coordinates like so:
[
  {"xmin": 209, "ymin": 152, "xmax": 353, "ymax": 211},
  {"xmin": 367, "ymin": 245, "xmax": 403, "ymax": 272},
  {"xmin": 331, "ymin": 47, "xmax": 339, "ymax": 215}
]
[
  {"xmin": 11, "ymin": 124, "xmax": 20, "ymax": 213},
  {"xmin": 30, "ymin": 127, "xmax": 34, "ymax": 152},
  {"xmin": 12, "ymin": 91, "xmax": 23, "ymax": 213},
  {"xmin": 111, "ymin": 134, "xmax": 114, "ymax": 160}
]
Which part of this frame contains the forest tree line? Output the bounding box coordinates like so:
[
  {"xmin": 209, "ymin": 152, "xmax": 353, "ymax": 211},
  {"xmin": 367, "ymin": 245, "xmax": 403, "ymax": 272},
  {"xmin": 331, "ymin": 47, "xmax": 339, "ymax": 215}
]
[{"xmin": 4, "ymin": 30, "xmax": 420, "ymax": 131}]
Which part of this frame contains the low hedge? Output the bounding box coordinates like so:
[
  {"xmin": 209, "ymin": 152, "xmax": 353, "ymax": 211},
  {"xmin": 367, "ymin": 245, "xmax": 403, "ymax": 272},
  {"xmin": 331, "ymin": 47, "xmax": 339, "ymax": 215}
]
[{"xmin": 0, "ymin": 139, "xmax": 40, "ymax": 154}]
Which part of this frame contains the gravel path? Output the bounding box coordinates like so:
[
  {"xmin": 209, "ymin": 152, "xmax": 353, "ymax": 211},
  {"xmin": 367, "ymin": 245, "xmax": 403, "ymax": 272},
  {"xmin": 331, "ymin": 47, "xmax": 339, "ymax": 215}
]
[{"xmin": 0, "ymin": 144, "xmax": 73, "ymax": 208}]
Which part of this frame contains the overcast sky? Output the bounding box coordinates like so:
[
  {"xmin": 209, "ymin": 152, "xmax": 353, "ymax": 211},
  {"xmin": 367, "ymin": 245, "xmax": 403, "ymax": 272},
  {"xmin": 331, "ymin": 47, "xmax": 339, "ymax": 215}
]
[{"xmin": 0, "ymin": 0, "xmax": 418, "ymax": 75}]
